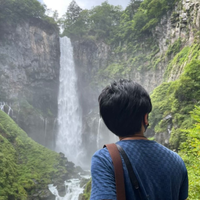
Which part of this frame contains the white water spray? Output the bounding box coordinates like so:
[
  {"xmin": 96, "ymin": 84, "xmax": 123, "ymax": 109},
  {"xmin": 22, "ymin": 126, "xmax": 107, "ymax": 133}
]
[
  {"xmin": 56, "ymin": 37, "xmax": 83, "ymax": 165},
  {"xmin": 63, "ymin": 179, "xmax": 84, "ymax": 200},
  {"xmin": 48, "ymin": 174, "xmax": 91, "ymax": 200}
]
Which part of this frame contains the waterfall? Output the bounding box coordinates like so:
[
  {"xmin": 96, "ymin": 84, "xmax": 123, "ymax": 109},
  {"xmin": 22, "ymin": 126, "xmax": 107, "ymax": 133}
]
[
  {"xmin": 56, "ymin": 37, "xmax": 83, "ymax": 165},
  {"xmin": 95, "ymin": 117, "xmax": 118, "ymax": 149},
  {"xmin": 0, "ymin": 102, "xmax": 13, "ymax": 116}
]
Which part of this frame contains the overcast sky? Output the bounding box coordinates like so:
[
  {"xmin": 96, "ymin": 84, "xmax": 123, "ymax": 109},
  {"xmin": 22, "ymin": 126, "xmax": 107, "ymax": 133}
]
[{"xmin": 42, "ymin": 0, "xmax": 130, "ymax": 17}]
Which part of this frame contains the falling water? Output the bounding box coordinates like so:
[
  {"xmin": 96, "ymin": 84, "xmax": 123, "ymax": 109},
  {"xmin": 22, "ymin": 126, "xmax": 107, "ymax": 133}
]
[
  {"xmin": 63, "ymin": 179, "xmax": 84, "ymax": 200},
  {"xmin": 0, "ymin": 102, "xmax": 13, "ymax": 116},
  {"xmin": 56, "ymin": 37, "xmax": 83, "ymax": 165}
]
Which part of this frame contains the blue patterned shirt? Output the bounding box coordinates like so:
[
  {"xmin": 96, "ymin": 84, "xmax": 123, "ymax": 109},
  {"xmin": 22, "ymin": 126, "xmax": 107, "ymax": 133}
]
[{"xmin": 91, "ymin": 140, "xmax": 188, "ymax": 200}]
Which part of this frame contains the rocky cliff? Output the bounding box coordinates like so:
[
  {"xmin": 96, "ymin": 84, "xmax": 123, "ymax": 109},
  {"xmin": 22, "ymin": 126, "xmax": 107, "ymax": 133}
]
[{"xmin": 0, "ymin": 18, "xmax": 60, "ymax": 149}]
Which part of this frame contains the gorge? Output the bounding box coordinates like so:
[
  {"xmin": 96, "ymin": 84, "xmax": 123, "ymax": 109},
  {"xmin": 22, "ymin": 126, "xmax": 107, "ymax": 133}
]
[{"xmin": 0, "ymin": 0, "xmax": 200, "ymax": 199}]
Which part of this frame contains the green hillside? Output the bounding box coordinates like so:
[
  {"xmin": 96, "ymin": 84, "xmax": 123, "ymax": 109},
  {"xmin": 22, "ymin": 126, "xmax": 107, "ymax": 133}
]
[{"xmin": 0, "ymin": 110, "xmax": 68, "ymax": 199}]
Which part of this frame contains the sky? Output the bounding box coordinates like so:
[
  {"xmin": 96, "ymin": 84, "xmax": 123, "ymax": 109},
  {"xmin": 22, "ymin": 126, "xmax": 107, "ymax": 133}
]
[{"xmin": 42, "ymin": 0, "xmax": 130, "ymax": 17}]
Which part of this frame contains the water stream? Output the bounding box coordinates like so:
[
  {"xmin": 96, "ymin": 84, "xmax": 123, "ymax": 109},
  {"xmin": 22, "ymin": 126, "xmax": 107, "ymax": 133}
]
[
  {"xmin": 0, "ymin": 102, "xmax": 13, "ymax": 116},
  {"xmin": 49, "ymin": 174, "xmax": 90, "ymax": 200}
]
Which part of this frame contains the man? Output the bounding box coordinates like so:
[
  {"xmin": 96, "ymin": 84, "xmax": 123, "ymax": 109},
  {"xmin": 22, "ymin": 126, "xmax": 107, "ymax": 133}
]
[{"xmin": 90, "ymin": 79, "xmax": 188, "ymax": 200}]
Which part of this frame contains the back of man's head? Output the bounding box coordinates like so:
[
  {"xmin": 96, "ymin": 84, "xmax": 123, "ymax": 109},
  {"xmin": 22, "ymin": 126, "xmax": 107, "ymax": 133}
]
[{"xmin": 98, "ymin": 79, "xmax": 152, "ymax": 137}]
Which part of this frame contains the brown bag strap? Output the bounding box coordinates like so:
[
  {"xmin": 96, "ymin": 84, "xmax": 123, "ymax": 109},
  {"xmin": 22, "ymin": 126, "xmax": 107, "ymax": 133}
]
[{"xmin": 104, "ymin": 143, "xmax": 126, "ymax": 200}]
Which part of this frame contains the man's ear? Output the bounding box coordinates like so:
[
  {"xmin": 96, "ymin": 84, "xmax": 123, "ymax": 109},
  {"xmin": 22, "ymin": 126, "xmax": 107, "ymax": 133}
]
[{"xmin": 144, "ymin": 113, "xmax": 149, "ymax": 125}]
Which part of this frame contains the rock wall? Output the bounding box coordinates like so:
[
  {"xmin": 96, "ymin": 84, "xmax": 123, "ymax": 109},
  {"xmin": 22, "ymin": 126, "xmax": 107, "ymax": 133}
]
[
  {"xmin": 0, "ymin": 18, "xmax": 60, "ymax": 149},
  {"xmin": 154, "ymin": 0, "xmax": 200, "ymax": 81}
]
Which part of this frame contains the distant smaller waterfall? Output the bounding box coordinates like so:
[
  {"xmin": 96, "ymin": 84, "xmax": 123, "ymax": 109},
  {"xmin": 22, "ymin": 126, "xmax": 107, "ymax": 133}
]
[
  {"xmin": 95, "ymin": 117, "xmax": 118, "ymax": 149},
  {"xmin": 0, "ymin": 102, "xmax": 13, "ymax": 116}
]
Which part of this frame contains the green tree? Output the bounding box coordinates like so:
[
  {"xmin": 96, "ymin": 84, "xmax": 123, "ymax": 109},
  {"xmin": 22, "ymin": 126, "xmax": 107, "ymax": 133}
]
[
  {"xmin": 128, "ymin": 0, "xmax": 143, "ymax": 19},
  {"xmin": 89, "ymin": 2, "xmax": 122, "ymax": 39},
  {"xmin": 65, "ymin": 0, "xmax": 82, "ymax": 24},
  {"xmin": 61, "ymin": 1, "xmax": 122, "ymax": 41},
  {"xmin": 0, "ymin": 0, "xmax": 58, "ymax": 28},
  {"xmin": 62, "ymin": 0, "xmax": 84, "ymax": 39}
]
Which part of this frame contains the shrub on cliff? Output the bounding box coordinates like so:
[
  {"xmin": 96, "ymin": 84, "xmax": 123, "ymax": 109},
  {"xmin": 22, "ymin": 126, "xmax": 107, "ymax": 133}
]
[{"xmin": 81, "ymin": 179, "xmax": 91, "ymax": 200}]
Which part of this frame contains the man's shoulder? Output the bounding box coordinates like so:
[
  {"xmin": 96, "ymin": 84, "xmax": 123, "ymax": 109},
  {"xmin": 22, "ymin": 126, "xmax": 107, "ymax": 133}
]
[
  {"xmin": 153, "ymin": 142, "xmax": 185, "ymax": 163},
  {"xmin": 117, "ymin": 140, "xmax": 185, "ymax": 165},
  {"xmin": 91, "ymin": 147, "xmax": 112, "ymax": 166}
]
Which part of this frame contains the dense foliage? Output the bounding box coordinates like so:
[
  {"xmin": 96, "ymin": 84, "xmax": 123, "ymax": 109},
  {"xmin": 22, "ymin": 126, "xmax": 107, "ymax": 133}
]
[
  {"xmin": 148, "ymin": 41, "xmax": 200, "ymax": 198},
  {"xmin": 150, "ymin": 44, "xmax": 200, "ymax": 149},
  {"xmin": 62, "ymin": 0, "xmax": 179, "ymax": 43},
  {"xmin": 0, "ymin": 110, "xmax": 68, "ymax": 199},
  {"xmin": 0, "ymin": 0, "xmax": 58, "ymax": 28},
  {"xmin": 61, "ymin": 1, "xmax": 122, "ymax": 42},
  {"xmin": 179, "ymin": 106, "xmax": 200, "ymax": 199}
]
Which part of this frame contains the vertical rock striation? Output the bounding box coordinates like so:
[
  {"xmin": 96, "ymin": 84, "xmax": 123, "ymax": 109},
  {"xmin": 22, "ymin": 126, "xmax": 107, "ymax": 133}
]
[{"xmin": 0, "ymin": 19, "xmax": 60, "ymax": 149}]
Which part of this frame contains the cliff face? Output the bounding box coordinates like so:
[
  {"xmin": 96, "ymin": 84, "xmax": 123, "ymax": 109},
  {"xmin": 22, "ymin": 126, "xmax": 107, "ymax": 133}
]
[
  {"xmin": 154, "ymin": 0, "xmax": 200, "ymax": 81},
  {"xmin": 0, "ymin": 18, "xmax": 60, "ymax": 149},
  {"xmin": 72, "ymin": 0, "xmax": 200, "ymax": 147}
]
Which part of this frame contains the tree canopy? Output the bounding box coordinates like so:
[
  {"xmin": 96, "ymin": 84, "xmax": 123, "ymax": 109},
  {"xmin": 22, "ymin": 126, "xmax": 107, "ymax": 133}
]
[
  {"xmin": 0, "ymin": 0, "xmax": 58, "ymax": 28},
  {"xmin": 61, "ymin": 0, "xmax": 179, "ymax": 43}
]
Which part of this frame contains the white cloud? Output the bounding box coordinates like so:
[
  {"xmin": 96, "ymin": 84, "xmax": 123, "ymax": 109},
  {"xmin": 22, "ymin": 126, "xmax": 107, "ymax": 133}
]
[
  {"xmin": 43, "ymin": 0, "xmax": 71, "ymax": 17},
  {"xmin": 76, "ymin": 0, "xmax": 129, "ymax": 10}
]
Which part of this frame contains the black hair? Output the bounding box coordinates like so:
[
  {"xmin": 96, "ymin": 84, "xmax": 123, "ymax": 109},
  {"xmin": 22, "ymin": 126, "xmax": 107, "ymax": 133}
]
[{"xmin": 98, "ymin": 79, "xmax": 152, "ymax": 137}]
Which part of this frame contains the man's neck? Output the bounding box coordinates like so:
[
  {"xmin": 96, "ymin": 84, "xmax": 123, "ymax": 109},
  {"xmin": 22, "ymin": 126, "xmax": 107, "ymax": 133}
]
[{"xmin": 119, "ymin": 132, "xmax": 147, "ymax": 141}]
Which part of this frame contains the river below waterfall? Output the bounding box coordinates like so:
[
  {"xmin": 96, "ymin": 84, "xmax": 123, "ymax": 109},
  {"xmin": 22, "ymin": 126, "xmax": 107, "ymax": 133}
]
[{"xmin": 49, "ymin": 174, "xmax": 90, "ymax": 200}]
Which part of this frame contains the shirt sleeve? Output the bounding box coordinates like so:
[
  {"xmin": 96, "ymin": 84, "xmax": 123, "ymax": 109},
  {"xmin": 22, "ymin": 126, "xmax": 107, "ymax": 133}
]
[
  {"xmin": 179, "ymin": 166, "xmax": 188, "ymax": 200},
  {"xmin": 90, "ymin": 148, "xmax": 117, "ymax": 200}
]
